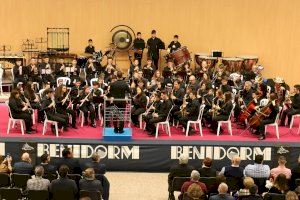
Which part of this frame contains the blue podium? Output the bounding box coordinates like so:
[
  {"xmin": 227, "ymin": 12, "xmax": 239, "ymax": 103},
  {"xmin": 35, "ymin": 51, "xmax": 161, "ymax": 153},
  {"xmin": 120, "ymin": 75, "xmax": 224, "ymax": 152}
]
[{"xmin": 103, "ymin": 128, "xmax": 132, "ymax": 141}]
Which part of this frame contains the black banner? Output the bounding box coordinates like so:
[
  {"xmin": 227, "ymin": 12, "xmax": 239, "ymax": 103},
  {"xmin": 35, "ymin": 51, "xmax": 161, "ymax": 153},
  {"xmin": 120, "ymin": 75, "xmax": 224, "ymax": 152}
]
[{"xmin": 0, "ymin": 141, "xmax": 298, "ymax": 172}]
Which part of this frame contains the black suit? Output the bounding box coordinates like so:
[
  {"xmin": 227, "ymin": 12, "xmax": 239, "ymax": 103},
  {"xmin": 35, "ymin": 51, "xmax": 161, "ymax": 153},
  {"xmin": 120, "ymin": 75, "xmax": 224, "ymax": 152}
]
[
  {"xmin": 40, "ymin": 163, "xmax": 57, "ymax": 175},
  {"xmin": 211, "ymin": 101, "xmax": 233, "ymax": 131},
  {"xmin": 168, "ymin": 163, "xmax": 194, "ymax": 193},
  {"xmin": 83, "ymin": 161, "xmax": 106, "ymax": 175},
  {"xmin": 55, "ymin": 158, "xmax": 82, "ymax": 175},
  {"xmin": 13, "ymin": 161, "xmax": 34, "ymax": 175},
  {"xmin": 147, "ymin": 37, "xmax": 164, "ymax": 69},
  {"xmin": 198, "ymin": 167, "xmax": 217, "ymax": 177},
  {"xmin": 12, "ymin": 65, "xmax": 29, "ymax": 87},
  {"xmin": 109, "ymin": 79, "xmax": 130, "ymax": 132},
  {"xmin": 79, "ymin": 179, "xmax": 104, "ymax": 194},
  {"xmin": 49, "ymin": 178, "xmax": 78, "ymax": 200},
  {"xmin": 39, "ymin": 62, "xmax": 55, "ymax": 86},
  {"xmin": 133, "ymin": 38, "xmax": 145, "ymax": 64},
  {"xmin": 85, "ymin": 45, "xmax": 95, "ymax": 54},
  {"xmin": 179, "ymin": 98, "xmax": 200, "ymax": 129},
  {"xmin": 131, "ymin": 94, "xmax": 147, "ymax": 125}
]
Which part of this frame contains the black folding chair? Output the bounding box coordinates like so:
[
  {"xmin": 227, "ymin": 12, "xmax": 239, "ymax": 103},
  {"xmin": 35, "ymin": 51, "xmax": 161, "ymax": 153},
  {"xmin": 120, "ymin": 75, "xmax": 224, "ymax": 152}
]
[
  {"xmin": 253, "ymin": 178, "xmax": 267, "ymax": 194},
  {"xmin": 11, "ymin": 173, "xmax": 31, "ymax": 190},
  {"xmin": 67, "ymin": 174, "xmax": 82, "ymax": 188},
  {"xmin": 80, "ymin": 190, "xmax": 102, "ymax": 200},
  {"xmin": 169, "ymin": 177, "xmax": 190, "ymax": 200},
  {"xmin": 263, "ymin": 193, "xmax": 285, "ymax": 200},
  {"xmin": 27, "ymin": 190, "xmax": 49, "ymax": 200},
  {"xmin": 0, "ymin": 173, "xmax": 11, "ymax": 188},
  {"xmin": 0, "ymin": 188, "xmax": 22, "ymax": 200}
]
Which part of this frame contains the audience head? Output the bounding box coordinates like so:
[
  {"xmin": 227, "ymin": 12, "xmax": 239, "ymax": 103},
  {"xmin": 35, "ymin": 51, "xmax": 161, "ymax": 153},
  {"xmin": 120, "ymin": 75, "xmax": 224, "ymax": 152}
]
[
  {"xmin": 202, "ymin": 157, "xmax": 213, "ymax": 168},
  {"xmin": 117, "ymin": 71, "xmax": 123, "ymax": 79},
  {"xmin": 83, "ymin": 168, "xmax": 95, "ymax": 180},
  {"xmin": 40, "ymin": 153, "xmax": 50, "ymax": 164},
  {"xmin": 218, "ymin": 183, "xmax": 229, "ymax": 194},
  {"xmin": 286, "ymin": 191, "xmax": 299, "ymax": 200},
  {"xmin": 278, "ymin": 156, "xmax": 287, "ymax": 166},
  {"xmin": 187, "ymin": 183, "xmax": 204, "ymax": 199},
  {"xmin": 178, "ymin": 154, "xmax": 189, "ymax": 165},
  {"xmin": 59, "ymin": 165, "xmax": 69, "ymax": 178},
  {"xmin": 62, "ymin": 148, "xmax": 72, "ymax": 158},
  {"xmin": 294, "ymin": 85, "xmax": 300, "ymax": 94},
  {"xmin": 190, "ymin": 170, "xmax": 200, "ymax": 182},
  {"xmin": 21, "ymin": 152, "xmax": 31, "ymax": 163},
  {"xmin": 9, "ymin": 89, "xmax": 19, "ymax": 99},
  {"xmin": 91, "ymin": 152, "xmax": 100, "ymax": 162},
  {"xmin": 249, "ymin": 185, "xmax": 258, "ymax": 195},
  {"xmin": 34, "ymin": 165, "xmax": 44, "ymax": 177},
  {"xmin": 243, "ymin": 177, "xmax": 255, "ymax": 189},
  {"xmin": 254, "ymin": 154, "xmax": 264, "ymax": 164},
  {"xmin": 274, "ymin": 173, "xmax": 288, "ymax": 191},
  {"xmin": 231, "ymin": 156, "xmax": 241, "ymax": 166},
  {"xmin": 216, "ymin": 175, "xmax": 226, "ymax": 184}
]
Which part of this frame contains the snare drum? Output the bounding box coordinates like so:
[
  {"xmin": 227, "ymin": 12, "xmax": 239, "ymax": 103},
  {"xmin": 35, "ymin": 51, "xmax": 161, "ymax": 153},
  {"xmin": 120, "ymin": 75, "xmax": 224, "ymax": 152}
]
[
  {"xmin": 238, "ymin": 55, "xmax": 258, "ymax": 71},
  {"xmin": 194, "ymin": 54, "xmax": 217, "ymax": 68},
  {"xmin": 168, "ymin": 46, "xmax": 191, "ymax": 67},
  {"xmin": 222, "ymin": 57, "xmax": 244, "ymax": 73}
]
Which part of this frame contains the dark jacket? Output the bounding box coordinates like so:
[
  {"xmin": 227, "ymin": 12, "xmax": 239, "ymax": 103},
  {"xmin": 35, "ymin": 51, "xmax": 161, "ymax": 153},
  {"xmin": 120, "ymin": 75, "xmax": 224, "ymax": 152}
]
[
  {"xmin": 198, "ymin": 167, "xmax": 217, "ymax": 177},
  {"xmin": 83, "ymin": 161, "xmax": 106, "ymax": 175},
  {"xmin": 219, "ymin": 101, "xmax": 233, "ymax": 118},
  {"xmin": 49, "ymin": 177, "xmax": 78, "ymax": 200},
  {"xmin": 157, "ymin": 99, "xmax": 173, "ymax": 120},
  {"xmin": 8, "ymin": 98, "xmax": 24, "ymax": 117},
  {"xmin": 13, "ymin": 161, "xmax": 34, "ymax": 175},
  {"xmin": 168, "ymin": 163, "xmax": 194, "ymax": 187},
  {"xmin": 55, "ymin": 158, "xmax": 82, "ymax": 175},
  {"xmin": 40, "ymin": 163, "xmax": 57, "ymax": 175},
  {"xmin": 147, "ymin": 37, "xmax": 164, "ymax": 59},
  {"xmin": 187, "ymin": 98, "xmax": 200, "ymax": 121},
  {"xmin": 79, "ymin": 179, "xmax": 104, "ymax": 194},
  {"xmin": 209, "ymin": 194, "xmax": 234, "ymax": 200},
  {"xmin": 109, "ymin": 79, "xmax": 130, "ymax": 99}
]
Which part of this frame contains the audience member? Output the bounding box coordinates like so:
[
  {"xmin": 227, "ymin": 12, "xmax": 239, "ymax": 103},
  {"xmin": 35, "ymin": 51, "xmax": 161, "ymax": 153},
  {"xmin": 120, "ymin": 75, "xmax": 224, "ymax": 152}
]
[
  {"xmin": 219, "ymin": 156, "xmax": 244, "ymax": 178},
  {"xmin": 291, "ymin": 155, "xmax": 300, "ymax": 189},
  {"xmin": 56, "ymin": 148, "xmax": 81, "ymax": 174},
  {"xmin": 237, "ymin": 177, "xmax": 255, "ymax": 197},
  {"xmin": 49, "ymin": 165, "xmax": 78, "ymax": 200},
  {"xmin": 198, "ymin": 157, "xmax": 217, "ymax": 177},
  {"xmin": 209, "ymin": 183, "xmax": 234, "ymax": 200},
  {"xmin": 13, "ymin": 152, "xmax": 34, "ymax": 174},
  {"xmin": 181, "ymin": 170, "xmax": 208, "ymax": 195},
  {"xmin": 79, "ymin": 168, "xmax": 104, "ymax": 195},
  {"xmin": 0, "ymin": 155, "xmax": 12, "ymax": 174},
  {"xmin": 243, "ymin": 185, "xmax": 263, "ymax": 200},
  {"xmin": 168, "ymin": 154, "xmax": 194, "ymax": 200},
  {"xmin": 27, "ymin": 166, "xmax": 50, "ymax": 191},
  {"xmin": 286, "ymin": 191, "xmax": 299, "ymax": 200},
  {"xmin": 270, "ymin": 156, "xmax": 292, "ymax": 179},
  {"xmin": 244, "ymin": 154, "xmax": 270, "ymax": 178},
  {"xmin": 268, "ymin": 173, "xmax": 289, "ymax": 194},
  {"xmin": 83, "ymin": 152, "xmax": 106, "ymax": 174},
  {"xmin": 208, "ymin": 175, "xmax": 227, "ymax": 194},
  {"xmin": 183, "ymin": 183, "xmax": 206, "ymax": 200},
  {"xmin": 40, "ymin": 153, "xmax": 56, "ymax": 175}
]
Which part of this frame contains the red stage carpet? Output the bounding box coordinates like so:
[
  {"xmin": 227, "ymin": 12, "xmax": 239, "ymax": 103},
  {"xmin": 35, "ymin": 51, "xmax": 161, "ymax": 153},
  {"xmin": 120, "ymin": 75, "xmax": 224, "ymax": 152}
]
[{"xmin": 0, "ymin": 104, "xmax": 299, "ymax": 142}]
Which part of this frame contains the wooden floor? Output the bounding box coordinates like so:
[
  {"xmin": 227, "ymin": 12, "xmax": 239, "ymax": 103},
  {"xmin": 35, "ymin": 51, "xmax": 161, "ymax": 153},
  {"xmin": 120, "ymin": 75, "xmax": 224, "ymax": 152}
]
[{"xmin": 106, "ymin": 172, "xmax": 169, "ymax": 200}]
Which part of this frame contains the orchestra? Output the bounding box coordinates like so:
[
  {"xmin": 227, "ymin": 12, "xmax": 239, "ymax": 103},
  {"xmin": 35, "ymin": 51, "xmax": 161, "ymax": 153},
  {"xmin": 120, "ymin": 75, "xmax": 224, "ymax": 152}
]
[{"xmin": 4, "ymin": 34, "xmax": 299, "ymax": 140}]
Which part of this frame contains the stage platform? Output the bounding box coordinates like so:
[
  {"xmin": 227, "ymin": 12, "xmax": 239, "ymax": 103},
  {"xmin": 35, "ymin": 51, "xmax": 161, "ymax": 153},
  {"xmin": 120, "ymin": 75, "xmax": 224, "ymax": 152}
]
[{"xmin": 0, "ymin": 104, "xmax": 300, "ymax": 172}]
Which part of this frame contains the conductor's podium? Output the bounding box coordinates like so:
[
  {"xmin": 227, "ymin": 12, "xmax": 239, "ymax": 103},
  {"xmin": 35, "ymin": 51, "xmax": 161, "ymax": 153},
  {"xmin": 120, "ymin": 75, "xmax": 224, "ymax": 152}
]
[{"xmin": 103, "ymin": 128, "xmax": 132, "ymax": 141}]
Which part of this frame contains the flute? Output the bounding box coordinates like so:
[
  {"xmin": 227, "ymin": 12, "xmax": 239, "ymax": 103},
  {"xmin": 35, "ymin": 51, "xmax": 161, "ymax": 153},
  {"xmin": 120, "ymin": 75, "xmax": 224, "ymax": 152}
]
[
  {"xmin": 79, "ymin": 92, "xmax": 91, "ymax": 107},
  {"xmin": 62, "ymin": 89, "xmax": 71, "ymax": 105}
]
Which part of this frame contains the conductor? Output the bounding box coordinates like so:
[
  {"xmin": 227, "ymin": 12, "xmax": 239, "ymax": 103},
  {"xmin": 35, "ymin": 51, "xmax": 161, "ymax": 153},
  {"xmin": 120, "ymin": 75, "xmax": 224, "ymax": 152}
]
[{"xmin": 109, "ymin": 71, "xmax": 130, "ymax": 133}]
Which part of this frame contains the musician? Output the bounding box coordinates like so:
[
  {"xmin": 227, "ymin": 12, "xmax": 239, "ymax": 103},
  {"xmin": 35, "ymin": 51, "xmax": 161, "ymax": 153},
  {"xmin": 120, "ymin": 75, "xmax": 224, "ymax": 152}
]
[
  {"xmin": 104, "ymin": 57, "xmax": 117, "ymax": 83},
  {"xmin": 162, "ymin": 60, "xmax": 175, "ymax": 86},
  {"xmin": 85, "ymin": 39, "xmax": 95, "ymax": 54},
  {"xmin": 131, "ymin": 79, "xmax": 147, "ymax": 97},
  {"xmin": 188, "ymin": 75, "xmax": 199, "ymax": 91},
  {"xmin": 129, "ymin": 58, "xmax": 141, "ymax": 79},
  {"xmin": 142, "ymin": 58, "xmax": 154, "ymax": 82},
  {"xmin": 68, "ymin": 59, "xmax": 80, "ymax": 85},
  {"xmin": 24, "ymin": 82, "xmax": 43, "ymax": 123},
  {"xmin": 167, "ymin": 35, "xmax": 181, "ymax": 53},
  {"xmin": 234, "ymin": 81, "xmax": 254, "ymax": 121},
  {"xmin": 54, "ymin": 58, "xmax": 66, "ymax": 78},
  {"xmin": 144, "ymin": 90, "xmax": 172, "ymax": 135},
  {"xmin": 13, "ymin": 59, "xmax": 28, "ymax": 87},
  {"xmin": 170, "ymin": 80, "xmax": 185, "ymax": 118},
  {"xmin": 253, "ymin": 93, "xmax": 279, "ymax": 140},
  {"xmin": 220, "ymin": 76, "xmax": 232, "ymax": 93},
  {"xmin": 79, "ymin": 86, "xmax": 96, "ymax": 128},
  {"xmin": 85, "ymin": 57, "xmax": 97, "ymax": 84},
  {"xmin": 54, "ymin": 85, "xmax": 77, "ymax": 129},
  {"xmin": 41, "ymin": 89, "xmax": 69, "ymax": 133},
  {"xmin": 40, "ymin": 56, "xmax": 55, "ymax": 87},
  {"xmin": 178, "ymin": 90, "xmax": 200, "ymax": 133},
  {"xmin": 98, "ymin": 75, "xmax": 108, "ymax": 92},
  {"xmin": 147, "ymin": 30, "xmax": 165, "ymax": 69},
  {"xmin": 91, "ymin": 81, "xmax": 104, "ymax": 119},
  {"xmin": 133, "ymin": 32, "xmax": 146, "ymax": 65},
  {"xmin": 210, "ymin": 92, "xmax": 233, "ymax": 134},
  {"xmin": 8, "ymin": 89, "xmax": 34, "ymax": 134},
  {"xmin": 280, "ymin": 84, "xmax": 300, "ymax": 126},
  {"xmin": 149, "ymin": 70, "xmax": 164, "ymax": 90},
  {"xmin": 131, "ymin": 87, "xmax": 148, "ymax": 126},
  {"xmin": 109, "ymin": 71, "xmax": 131, "ymax": 133},
  {"xmin": 70, "ymin": 79, "xmax": 83, "ymax": 114},
  {"xmin": 27, "ymin": 58, "xmax": 43, "ymax": 89}
]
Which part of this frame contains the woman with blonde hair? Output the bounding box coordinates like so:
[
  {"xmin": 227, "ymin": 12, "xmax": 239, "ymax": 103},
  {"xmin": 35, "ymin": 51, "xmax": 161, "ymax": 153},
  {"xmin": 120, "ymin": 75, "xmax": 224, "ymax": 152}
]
[
  {"xmin": 286, "ymin": 191, "xmax": 299, "ymax": 200},
  {"xmin": 183, "ymin": 183, "xmax": 206, "ymax": 200},
  {"xmin": 237, "ymin": 177, "xmax": 255, "ymax": 196}
]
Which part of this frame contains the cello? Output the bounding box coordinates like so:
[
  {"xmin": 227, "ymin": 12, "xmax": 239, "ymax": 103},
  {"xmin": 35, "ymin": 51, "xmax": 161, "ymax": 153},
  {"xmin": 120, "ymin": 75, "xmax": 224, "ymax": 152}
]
[
  {"xmin": 238, "ymin": 100, "xmax": 256, "ymax": 123},
  {"xmin": 248, "ymin": 102, "xmax": 272, "ymax": 129}
]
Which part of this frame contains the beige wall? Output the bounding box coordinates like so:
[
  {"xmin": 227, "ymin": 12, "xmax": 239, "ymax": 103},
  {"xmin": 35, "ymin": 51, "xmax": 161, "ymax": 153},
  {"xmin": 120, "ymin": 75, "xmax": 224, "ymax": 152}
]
[{"xmin": 0, "ymin": 0, "xmax": 299, "ymax": 86}]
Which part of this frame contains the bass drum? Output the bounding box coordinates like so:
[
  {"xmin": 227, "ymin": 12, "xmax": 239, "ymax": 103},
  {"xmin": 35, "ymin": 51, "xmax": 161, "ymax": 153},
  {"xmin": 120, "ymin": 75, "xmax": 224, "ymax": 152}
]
[
  {"xmin": 194, "ymin": 54, "xmax": 217, "ymax": 68},
  {"xmin": 222, "ymin": 57, "xmax": 244, "ymax": 73},
  {"xmin": 168, "ymin": 46, "xmax": 191, "ymax": 67},
  {"xmin": 238, "ymin": 55, "xmax": 258, "ymax": 71}
]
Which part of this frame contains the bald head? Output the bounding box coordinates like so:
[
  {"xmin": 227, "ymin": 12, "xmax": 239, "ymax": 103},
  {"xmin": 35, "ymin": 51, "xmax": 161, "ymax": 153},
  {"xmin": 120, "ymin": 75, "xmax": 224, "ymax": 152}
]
[
  {"xmin": 21, "ymin": 152, "xmax": 31, "ymax": 163},
  {"xmin": 232, "ymin": 156, "xmax": 241, "ymax": 166},
  {"xmin": 189, "ymin": 75, "xmax": 196, "ymax": 85},
  {"xmin": 218, "ymin": 183, "xmax": 228, "ymax": 194}
]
